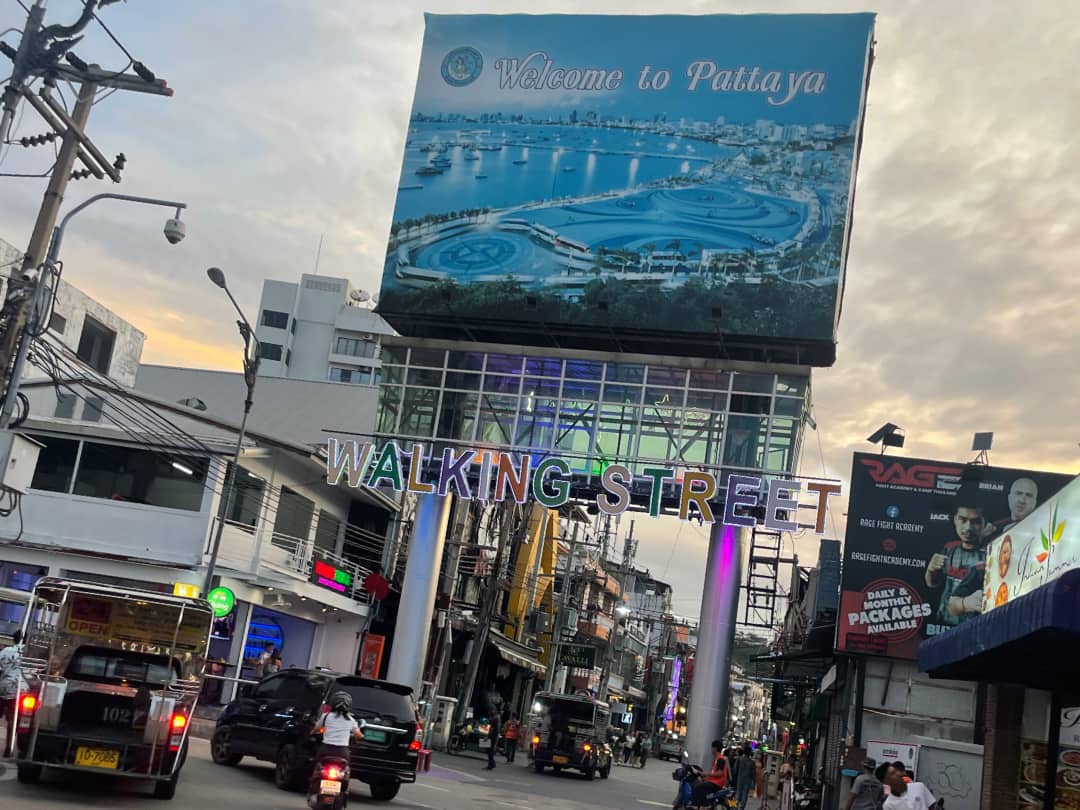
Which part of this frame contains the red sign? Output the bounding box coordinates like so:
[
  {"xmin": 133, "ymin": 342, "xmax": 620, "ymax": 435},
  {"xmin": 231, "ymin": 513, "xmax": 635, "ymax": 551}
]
[{"xmin": 358, "ymin": 633, "xmax": 385, "ymax": 679}]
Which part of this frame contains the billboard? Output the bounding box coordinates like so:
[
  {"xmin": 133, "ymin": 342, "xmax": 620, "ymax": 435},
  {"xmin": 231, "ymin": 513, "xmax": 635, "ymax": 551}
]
[
  {"xmin": 983, "ymin": 474, "xmax": 1079, "ymax": 613},
  {"xmin": 836, "ymin": 453, "xmax": 1072, "ymax": 659},
  {"xmin": 378, "ymin": 14, "xmax": 876, "ymax": 365}
]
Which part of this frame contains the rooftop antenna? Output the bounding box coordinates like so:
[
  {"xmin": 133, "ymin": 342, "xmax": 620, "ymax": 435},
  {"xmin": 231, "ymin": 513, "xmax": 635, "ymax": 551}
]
[
  {"xmin": 971, "ymin": 432, "xmax": 993, "ymax": 465},
  {"xmin": 313, "ymin": 233, "xmax": 324, "ymax": 276}
]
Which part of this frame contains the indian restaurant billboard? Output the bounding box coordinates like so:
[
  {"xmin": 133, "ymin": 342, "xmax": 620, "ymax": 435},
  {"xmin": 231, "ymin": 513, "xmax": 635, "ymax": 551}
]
[{"xmin": 378, "ymin": 13, "xmax": 876, "ymax": 365}]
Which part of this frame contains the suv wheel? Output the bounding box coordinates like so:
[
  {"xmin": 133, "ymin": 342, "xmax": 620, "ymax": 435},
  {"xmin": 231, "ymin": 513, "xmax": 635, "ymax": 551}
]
[
  {"xmin": 370, "ymin": 782, "xmax": 400, "ymax": 801},
  {"xmin": 211, "ymin": 727, "xmax": 242, "ymax": 766},
  {"xmin": 274, "ymin": 745, "xmax": 306, "ymax": 792}
]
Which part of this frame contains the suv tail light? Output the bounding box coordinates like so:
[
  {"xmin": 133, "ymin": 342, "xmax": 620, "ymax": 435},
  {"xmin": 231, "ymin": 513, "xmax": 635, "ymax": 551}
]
[
  {"xmin": 168, "ymin": 712, "xmax": 188, "ymax": 752},
  {"xmin": 17, "ymin": 693, "xmax": 37, "ymax": 731},
  {"xmin": 408, "ymin": 722, "xmax": 422, "ymax": 752}
]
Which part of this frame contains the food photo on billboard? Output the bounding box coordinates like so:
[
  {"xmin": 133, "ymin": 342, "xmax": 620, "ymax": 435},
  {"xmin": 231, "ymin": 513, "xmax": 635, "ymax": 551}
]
[
  {"xmin": 377, "ymin": 13, "xmax": 875, "ymax": 363},
  {"xmin": 836, "ymin": 452, "xmax": 1073, "ymax": 660}
]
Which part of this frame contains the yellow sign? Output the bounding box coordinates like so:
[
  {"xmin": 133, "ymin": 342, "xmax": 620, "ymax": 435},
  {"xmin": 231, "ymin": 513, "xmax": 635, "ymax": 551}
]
[{"xmin": 173, "ymin": 582, "xmax": 201, "ymax": 599}]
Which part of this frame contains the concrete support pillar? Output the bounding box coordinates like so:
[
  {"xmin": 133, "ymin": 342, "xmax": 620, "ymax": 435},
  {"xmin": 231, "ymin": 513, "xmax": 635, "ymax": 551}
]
[
  {"xmin": 684, "ymin": 523, "xmax": 747, "ymax": 768},
  {"xmin": 386, "ymin": 492, "xmax": 452, "ymax": 694}
]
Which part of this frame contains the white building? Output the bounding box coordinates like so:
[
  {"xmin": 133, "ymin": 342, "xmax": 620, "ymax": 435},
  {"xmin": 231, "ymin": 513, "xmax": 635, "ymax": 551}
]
[
  {"xmin": 254, "ymin": 273, "xmax": 395, "ymax": 387},
  {"xmin": 1, "ymin": 237, "xmax": 144, "ymax": 387}
]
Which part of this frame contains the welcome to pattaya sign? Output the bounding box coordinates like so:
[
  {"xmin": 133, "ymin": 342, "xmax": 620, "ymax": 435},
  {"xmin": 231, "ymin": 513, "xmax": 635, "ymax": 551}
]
[{"xmin": 326, "ymin": 439, "xmax": 840, "ymax": 532}]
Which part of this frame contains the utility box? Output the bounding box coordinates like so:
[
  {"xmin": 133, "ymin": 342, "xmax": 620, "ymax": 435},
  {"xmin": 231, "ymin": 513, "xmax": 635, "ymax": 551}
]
[{"xmin": 0, "ymin": 431, "xmax": 41, "ymax": 494}]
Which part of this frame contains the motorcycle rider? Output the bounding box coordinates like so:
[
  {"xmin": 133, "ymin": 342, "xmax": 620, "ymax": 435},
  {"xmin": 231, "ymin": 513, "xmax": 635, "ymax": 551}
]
[{"xmin": 310, "ymin": 691, "xmax": 363, "ymax": 799}]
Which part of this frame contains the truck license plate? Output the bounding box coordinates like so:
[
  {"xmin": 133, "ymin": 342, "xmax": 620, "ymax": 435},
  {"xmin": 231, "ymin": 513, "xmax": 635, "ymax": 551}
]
[
  {"xmin": 75, "ymin": 747, "xmax": 120, "ymax": 769},
  {"xmin": 553, "ymin": 755, "xmax": 569, "ymax": 765},
  {"xmin": 319, "ymin": 780, "xmax": 342, "ymax": 795}
]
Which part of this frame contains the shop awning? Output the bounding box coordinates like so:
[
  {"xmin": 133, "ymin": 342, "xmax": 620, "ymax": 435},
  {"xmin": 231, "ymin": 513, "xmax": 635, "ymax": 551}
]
[
  {"xmin": 488, "ymin": 628, "xmax": 546, "ymax": 676},
  {"xmin": 626, "ymin": 685, "xmax": 647, "ymax": 702},
  {"xmin": 918, "ymin": 568, "xmax": 1080, "ymax": 691}
]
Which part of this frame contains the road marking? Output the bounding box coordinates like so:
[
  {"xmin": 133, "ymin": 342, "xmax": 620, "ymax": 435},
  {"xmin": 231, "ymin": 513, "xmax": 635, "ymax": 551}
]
[
  {"xmin": 429, "ymin": 762, "xmax": 489, "ymax": 782},
  {"xmin": 496, "ymin": 803, "xmax": 530, "ymax": 809},
  {"xmin": 416, "ymin": 782, "xmax": 451, "ymax": 792},
  {"xmin": 494, "ymin": 777, "xmax": 530, "ymax": 786},
  {"xmin": 638, "ymin": 801, "xmax": 671, "ymax": 807}
]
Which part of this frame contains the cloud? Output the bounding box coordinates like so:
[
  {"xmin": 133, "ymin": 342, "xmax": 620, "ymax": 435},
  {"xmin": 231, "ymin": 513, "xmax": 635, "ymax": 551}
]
[{"xmin": 2, "ymin": 0, "xmax": 1078, "ymax": 619}]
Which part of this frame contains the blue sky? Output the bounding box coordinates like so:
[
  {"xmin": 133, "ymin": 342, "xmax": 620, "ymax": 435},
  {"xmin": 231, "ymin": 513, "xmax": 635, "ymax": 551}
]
[{"xmin": 414, "ymin": 13, "xmax": 874, "ymax": 124}]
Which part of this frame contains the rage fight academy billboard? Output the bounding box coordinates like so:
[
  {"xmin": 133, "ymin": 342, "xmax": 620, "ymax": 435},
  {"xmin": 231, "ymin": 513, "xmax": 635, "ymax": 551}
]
[
  {"xmin": 837, "ymin": 453, "xmax": 1072, "ymax": 660},
  {"xmin": 378, "ymin": 14, "xmax": 875, "ymax": 364}
]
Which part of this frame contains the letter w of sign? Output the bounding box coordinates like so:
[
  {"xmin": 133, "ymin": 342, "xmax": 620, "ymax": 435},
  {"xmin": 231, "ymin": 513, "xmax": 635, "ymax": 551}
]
[{"xmin": 859, "ymin": 459, "xmax": 963, "ymax": 489}]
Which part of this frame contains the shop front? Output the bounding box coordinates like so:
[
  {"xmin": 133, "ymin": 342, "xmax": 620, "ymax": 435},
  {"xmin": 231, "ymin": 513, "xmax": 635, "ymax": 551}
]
[{"xmin": 919, "ymin": 474, "xmax": 1080, "ymax": 810}]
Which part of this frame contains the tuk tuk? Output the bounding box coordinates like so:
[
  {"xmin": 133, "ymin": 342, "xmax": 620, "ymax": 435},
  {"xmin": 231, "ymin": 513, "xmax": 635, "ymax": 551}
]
[
  {"xmin": 528, "ymin": 691, "xmax": 613, "ymax": 780},
  {"xmin": 12, "ymin": 578, "xmax": 213, "ymax": 800}
]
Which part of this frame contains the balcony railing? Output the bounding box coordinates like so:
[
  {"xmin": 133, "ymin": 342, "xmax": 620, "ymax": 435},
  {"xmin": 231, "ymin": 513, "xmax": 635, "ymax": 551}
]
[
  {"xmin": 578, "ymin": 611, "xmax": 615, "ymax": 642},
  {"xmin": 212, "ymin": 518, "xmax": 379, "ymax": 604}
]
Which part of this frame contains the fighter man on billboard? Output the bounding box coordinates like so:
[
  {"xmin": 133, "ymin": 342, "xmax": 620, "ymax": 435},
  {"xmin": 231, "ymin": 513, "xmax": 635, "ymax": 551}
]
[{"xmin": 925, "ymin": 492, "xmax": 987, "ymax": 628}]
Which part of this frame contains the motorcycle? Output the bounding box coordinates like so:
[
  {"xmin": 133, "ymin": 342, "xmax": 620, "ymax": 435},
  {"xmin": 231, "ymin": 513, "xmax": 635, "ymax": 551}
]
[
  {"xmin": 308, "ymin": 755, "xmax": 350, "ymax": 810},
  {"xmin": 794, "ymin": 779, "xmax": 821, "ymax": 810},
  {"xmin": 672, "ymin": 757, "xmax": 737, "ymax": 809}
]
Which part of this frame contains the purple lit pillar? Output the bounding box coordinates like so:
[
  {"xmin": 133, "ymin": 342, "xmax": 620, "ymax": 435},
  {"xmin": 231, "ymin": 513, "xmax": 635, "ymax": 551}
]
[{"xmin": 684, "ymin": 523, "xmax": 747, "ymax": 767}]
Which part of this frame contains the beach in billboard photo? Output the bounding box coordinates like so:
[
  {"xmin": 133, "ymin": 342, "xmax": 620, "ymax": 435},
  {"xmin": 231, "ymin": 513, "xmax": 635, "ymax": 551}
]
[
  {"xmin": 836, "ymin": 453, "xmax": 1073, "ymax": 660},
  {"xmin": 378, "ymin": 13, "xmax": 875, "ymax": 358}
]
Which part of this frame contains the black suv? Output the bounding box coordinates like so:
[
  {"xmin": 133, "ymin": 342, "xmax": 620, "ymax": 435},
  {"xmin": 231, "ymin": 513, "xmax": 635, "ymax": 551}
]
[{"xmin": 210, "ymin": 670, "xmax": 420, "ymax": 801}]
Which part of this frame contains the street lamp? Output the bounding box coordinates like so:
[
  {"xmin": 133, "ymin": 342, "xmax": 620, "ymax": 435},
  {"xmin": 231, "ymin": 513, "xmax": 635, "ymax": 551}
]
[
  {"xmin": 202, "ymin": 266, "xmax": 260, "ymax": 594},
  {"xmin": 0, "ymin": 192, "xmax": 188, "ymax": 427}
]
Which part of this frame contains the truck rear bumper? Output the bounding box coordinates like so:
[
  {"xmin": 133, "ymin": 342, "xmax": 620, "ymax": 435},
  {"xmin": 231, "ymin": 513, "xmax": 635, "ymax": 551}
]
[{"xmin": 17, "ymin": 731, "xmax": 184, "ymax": 779}]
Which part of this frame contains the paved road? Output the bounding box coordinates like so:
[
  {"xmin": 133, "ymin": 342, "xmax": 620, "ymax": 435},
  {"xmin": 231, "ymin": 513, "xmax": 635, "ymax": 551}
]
[{"xmin": 0, "ymin": 741, "xmax": 678, "ymax": 810}]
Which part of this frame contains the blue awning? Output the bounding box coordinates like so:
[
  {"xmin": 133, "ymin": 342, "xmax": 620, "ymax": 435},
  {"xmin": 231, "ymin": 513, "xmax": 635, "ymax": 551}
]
[{"xmin": 918, "ymin": 568, "xmax": 1080, "ymax": 691}]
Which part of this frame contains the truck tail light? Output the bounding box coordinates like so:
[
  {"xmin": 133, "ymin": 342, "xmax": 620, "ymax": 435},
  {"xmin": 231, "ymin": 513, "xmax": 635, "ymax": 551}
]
[
  {"xmin": 168, "ymin": 712, "xmax": 188, "ymax": 752},
  {"xmin": 17, "ymin": 693, "xmax": 37, "ymax": 731}
]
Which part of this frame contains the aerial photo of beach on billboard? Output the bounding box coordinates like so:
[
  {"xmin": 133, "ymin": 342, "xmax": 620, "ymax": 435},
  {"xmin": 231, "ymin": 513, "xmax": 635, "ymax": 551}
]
[{"xmin": 379, "ymin": 13, "xmax": 875, "ymax": 361}]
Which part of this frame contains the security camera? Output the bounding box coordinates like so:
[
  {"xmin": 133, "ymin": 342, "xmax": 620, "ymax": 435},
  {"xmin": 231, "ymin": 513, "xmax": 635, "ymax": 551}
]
[{"xmin": 163, "ymin": 217, "xmax": 186, "ymax": 245}]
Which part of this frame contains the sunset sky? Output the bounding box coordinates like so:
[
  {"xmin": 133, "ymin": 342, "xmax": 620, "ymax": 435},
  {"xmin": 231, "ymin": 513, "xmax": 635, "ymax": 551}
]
[{"xmin": 2, "ymin": 0, "xmax": 1077, "ymax": 616}]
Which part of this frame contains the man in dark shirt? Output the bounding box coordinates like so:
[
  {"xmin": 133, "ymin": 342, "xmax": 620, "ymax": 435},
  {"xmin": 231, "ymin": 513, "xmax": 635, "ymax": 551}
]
[{"xmin": 925, "ymin": 501, "xmax": 987, "ymax": 629}]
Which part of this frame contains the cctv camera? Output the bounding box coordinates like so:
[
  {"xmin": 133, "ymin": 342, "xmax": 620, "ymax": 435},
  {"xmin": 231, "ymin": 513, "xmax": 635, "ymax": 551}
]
[{"xmin": 163, "ymin": 218, "xmax": 186, "ymax": 245}]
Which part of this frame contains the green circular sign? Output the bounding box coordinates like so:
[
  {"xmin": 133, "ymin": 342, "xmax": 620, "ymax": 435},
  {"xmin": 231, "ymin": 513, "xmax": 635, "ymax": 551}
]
[{"xmin": 207, "ymin": 587, "xmax": 235, "ymax": 618}]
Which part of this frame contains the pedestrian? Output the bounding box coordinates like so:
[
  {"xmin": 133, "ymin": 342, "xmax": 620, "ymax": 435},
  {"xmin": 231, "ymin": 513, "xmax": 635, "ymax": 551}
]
[
  {"xmin": 845, "ymin": 757, "xmax": 885, "ymax": 810},
  {"xmin": 622, "ymin": 732, "xmax": 634, "ymax": 765},
  {"xmin": 485, "ymin": 711, "xmax": 501, "ymax": 770},
  {"xmin": 640, "ymin": 732, "xmax": 653, "ymax": 768},
  {"xmin": 504, "ymin": 711, "xmax": 520, "ymax": 763},
  {"xmin": 883, "ymin": 764, "xmax": 936, "ymax": 810},
  {"xmin": 755, "ymin": 752, "xmax": 765, "ymax": 799},
  {"xmin": 780, "ymin": 756, "xmax": 796, "ymax": 810},
  {"xmin": 691, "ymin": 739, "xmax": 731, "ymax": 806},
  {"xmin": 632, "ymin": 732, "xmax": 643, "ymax": 766},
  {"xmin": 254, "ymin": 642, "xmax": 274, "ymax": 679},
  {"xmin": 267, "ymin": 649, "xmax": 282, "ymax": 675},
  {"xmin": 734, "ymin": 745, "xmax": 755, "ymax": 810},
  {"xmin": 0, "ymin": 630, "xmax": 25, "ymax": 759}
]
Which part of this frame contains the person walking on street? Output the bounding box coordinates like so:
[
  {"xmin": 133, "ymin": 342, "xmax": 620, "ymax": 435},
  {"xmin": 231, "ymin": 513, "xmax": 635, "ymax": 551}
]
[
  {"xmin": 640, "ymin": 732, "xmax": 653, "ymax": 768},
  {"xmin": 846, "ymin": 757, "xmax": 885, "ymax": 810},
  {"xmin": 485, "ymin": 712, "xmax": 501, "ymax": 770},
  {"xmin": 734, "ymin": 745, "xmax": 755, "ymax": 810},
  {"xmin": 622, "ymin": 732, "xmax": 634, "ymax": 764},
  {"xmin": 632, "ymin": 732, "xmax": 643, "ymax": 766},
  {"xmin": 0, "ymin": 630, "xmax": 25, "ymax": 758},
  {"xmin": 754, "ymin": 752, "xmax": 765, "ymax": 800},
  {"xmin": 883, "ymin": 764, "xmax": 936, "ymax": 810},
  {"xmin": 503, "ymin": 712, "xmax": 520, "ymax": 763}
]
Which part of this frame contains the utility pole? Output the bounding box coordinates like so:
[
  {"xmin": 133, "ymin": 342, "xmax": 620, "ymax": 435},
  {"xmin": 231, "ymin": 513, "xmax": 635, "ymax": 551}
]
[
  {"xmin": 456, "ymin": 501, "xmax": 513, "ymax": 725},
  {"xmin": 543, "ymin": 521, "xmax": 580, "ymax": 693},
  {"xmin": 0, "ymin": 0, "xmax": 171, "ymax": 414},
  {"xmin": 598, "ymin": 519, "xmax": 634, "ymax": 702}
]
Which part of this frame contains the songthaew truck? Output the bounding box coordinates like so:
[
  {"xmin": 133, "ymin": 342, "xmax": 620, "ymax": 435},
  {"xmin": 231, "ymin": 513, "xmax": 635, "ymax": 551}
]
[{"xmin": 12, "ymin": 578, "xmax": 213, "ymax": 800}]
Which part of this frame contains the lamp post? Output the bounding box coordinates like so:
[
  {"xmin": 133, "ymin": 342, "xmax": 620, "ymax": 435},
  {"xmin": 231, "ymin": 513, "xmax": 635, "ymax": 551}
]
[
  {"xmin": 0, "ymin": 193, "xmax": 188, "ymax": 427},
  {"xmin": 202, "ymin": 266, "xmax": 260, "ymax": 594}
]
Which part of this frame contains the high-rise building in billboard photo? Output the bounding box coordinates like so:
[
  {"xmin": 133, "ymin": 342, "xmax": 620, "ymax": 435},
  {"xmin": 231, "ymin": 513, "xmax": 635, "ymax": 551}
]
[
  {"xmin": 377, "ymin": 13, "xmax": 876, "ymax": 365},
  {"xmin": 837, "ymin": 452, "xmax": 1073, "ymax": 660}
]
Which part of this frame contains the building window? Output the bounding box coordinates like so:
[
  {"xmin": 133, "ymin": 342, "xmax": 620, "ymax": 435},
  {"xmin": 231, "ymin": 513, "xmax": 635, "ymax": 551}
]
[
  {"xmin": 329, "ymin": 367, "xmax": 372, "ymax": 385},
  {"xmin": 290, "ymin": 318, "xmax": 296, "ymax": 335},
  {"xmin": 329, "ymin": 367, "xmax": 353, "ymax": 384},
  {"xmin": 72, "ymin": 441, "xmax": 208, "ymax": 511},
  {"xmin": 217, "ymin": 462, "xmax": 266, "ymax": 531},
  {"xmin": 285, "ymin": 349, "xmax": 292, "ymax": 367},
  {"xmin": 49, "ymin": 312, "xmax": 67, "ymax": 335},
  {"xmin": 272, "ymin": 486, "xmax": 314, "ymax": 551},
  {"xmin": 76, "ymin": 316, "xmax": 116, "ymax": 375},
  {"xmin": 314, "ymin": 511, "xmax": 341, "ymax": 552},
  {"xmin": 261, "ymin": 309, "xmax": 289, "ymax": 329},
  {"xmin": 333, "ymin": 336, "xmax": 378, "ymax": 359},
  {"xmin": 55, "ymin": 393, "xmax": 76, "ymax": 419},
  {"xmin": 28, "ymin": 434, "xmax": 79, "ymax": 493},
  {"xmin": 260, "ymin": 342, "xmax": 283, "ymax": 361},
  {"xmin": 303, "ymin": 278, "xmax": 343, "ymax": 293}
]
